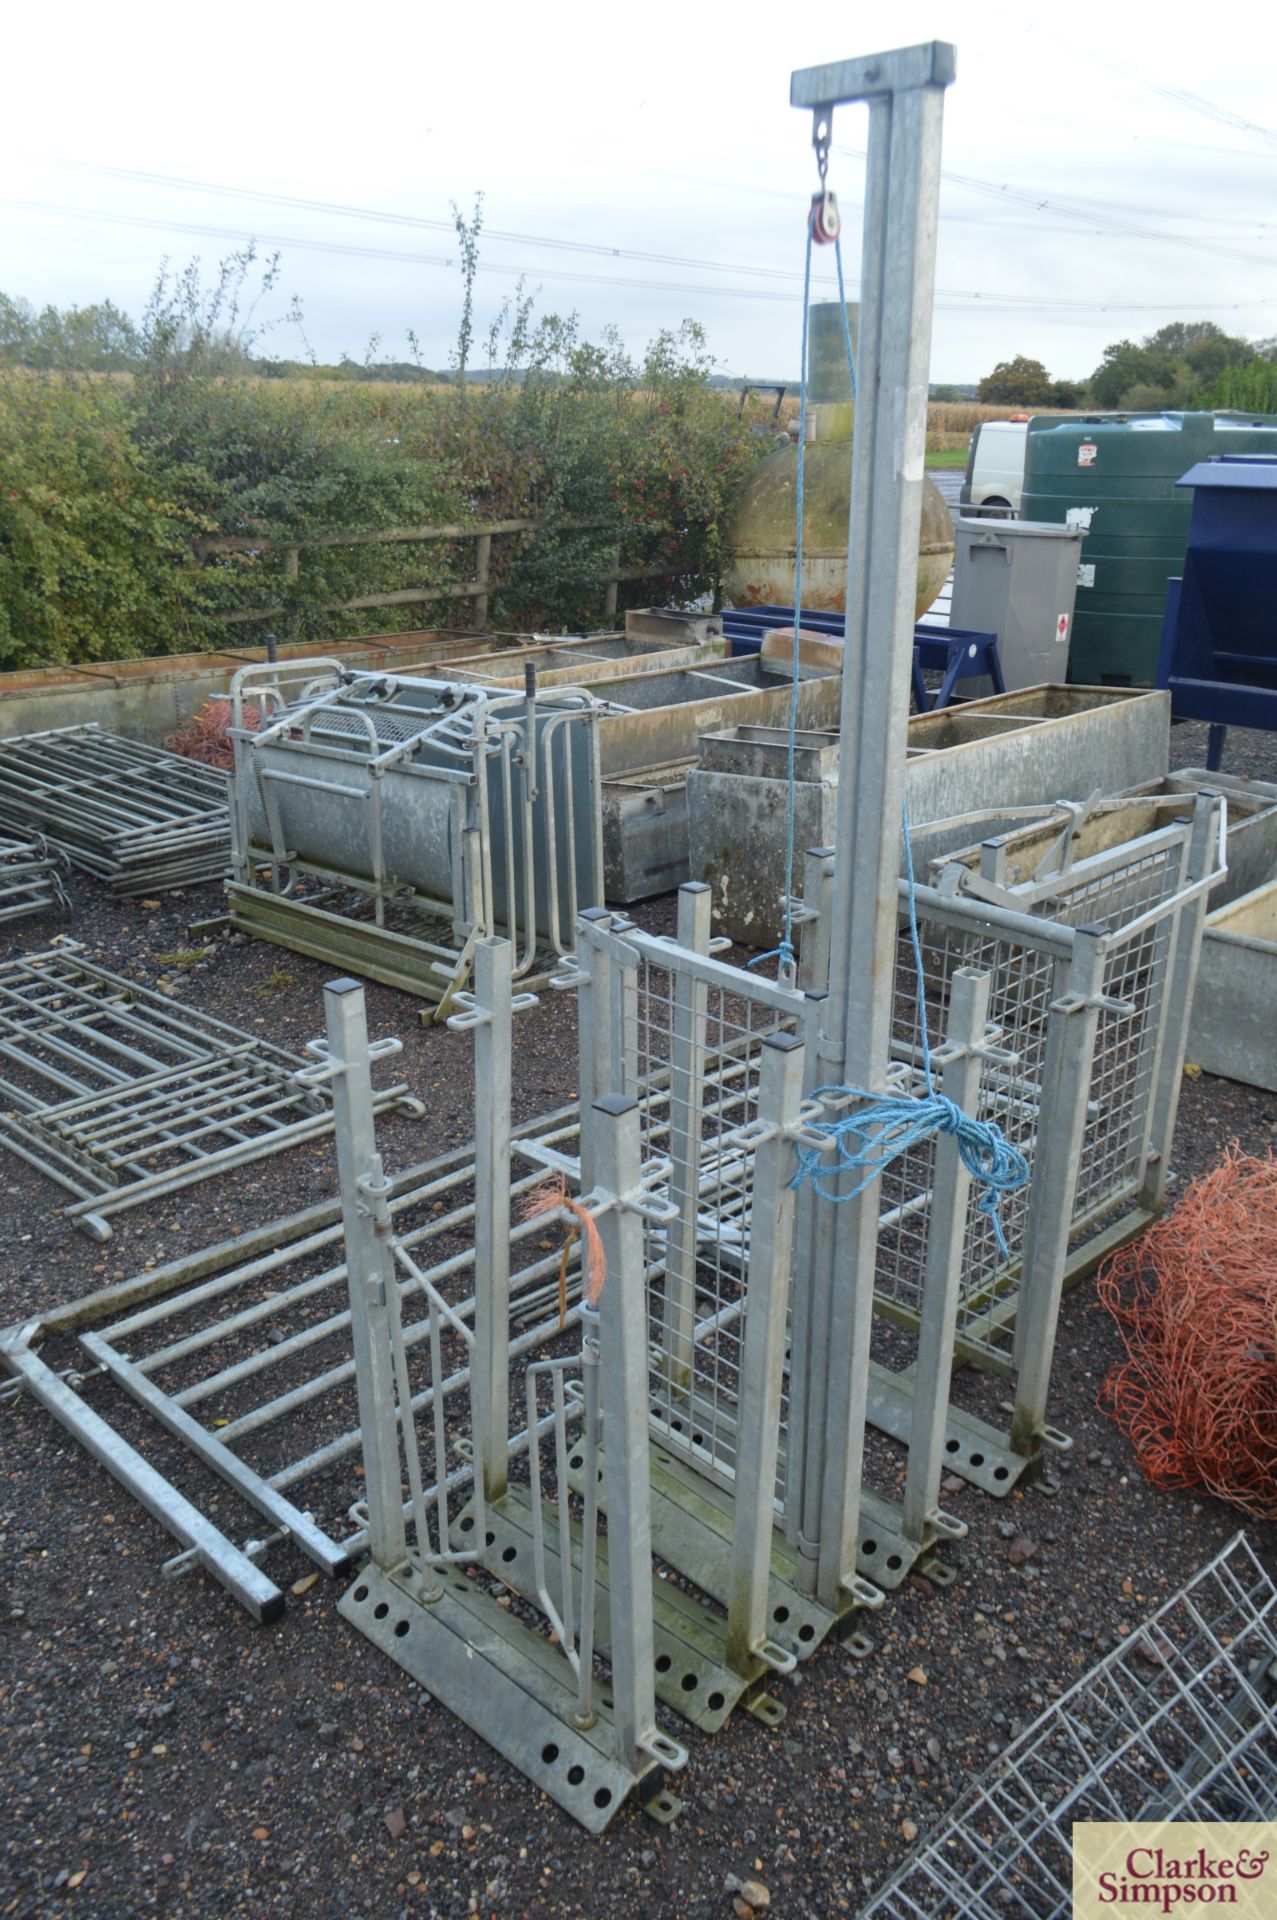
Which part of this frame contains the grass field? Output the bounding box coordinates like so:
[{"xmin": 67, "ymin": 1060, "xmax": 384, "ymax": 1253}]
[{"xmin": 751, "ymin": 390, "xmax": 1078, "ymax": 456}]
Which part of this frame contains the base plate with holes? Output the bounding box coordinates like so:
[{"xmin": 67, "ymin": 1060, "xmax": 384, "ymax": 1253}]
[
  {"xmin": 338, "ymin": 1554, "xmax": 664, "ymax": 1833},
  {"xmin": 856, "ymin": 1488, "xmax": 934, "ymax": 1591},
  {"xmin": 453, "ymin": 1491, "xmax": 750, "ymax": 1735},
  {"xmin": 865, "ymin": 1362, "xmax": 1051, "ymax": 1498},
  {"xmin": 744, "ymin": 1688, "xmax": 786, "ymax": 1727},
  {"xmin": 568, "ymin": 1440, "xmax": 842, "ymax": 1660},
  {"xmin": 640, "ymin": 1780, "xmax": 684, "ymax": 1825}
]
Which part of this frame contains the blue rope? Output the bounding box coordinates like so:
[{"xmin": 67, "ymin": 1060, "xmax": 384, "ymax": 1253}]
[
  {"xmin": 777, "ymin": 232, "xmax": 857, "ymax": 979},
  {"xmin": 773, "ymin": 204, "xmax": 1029, "ymax": 1251},
  {"xmin": 790, "ymin": 1086, "xmax": 1029, "ymax": 1257},
  {"xmin": 833, "ymin": 237, "xmax": 858, "ymax": 402},
  {"xmin": 774, "ymin": 225, "xmax": 816, "ymax": 980}
]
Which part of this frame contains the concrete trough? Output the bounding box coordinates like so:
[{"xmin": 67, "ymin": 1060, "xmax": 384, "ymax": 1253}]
[
  {"xmin": 1187, "ymin": 879, "xmax": 1277, "ymax": 1091},
  {"xmin": 1119, "ymin": 769, "xmax": 1277, "ymax": 908},
  {"xmin": 688, "ymin": 685, "xmax": 1170, "ymax": 946},
  {"xmin": 413, "ymin": 611, "xmax": 727, "ymax": 688},
  {"xmin": 589, "ymin": 659, "xmax": 843, "ymax": 901},
  {"xmin": 446, "ymin": 637, "xmax": 728, "ymax": 689},
  {"xmin": 0, "ymin": 624, "xmax": 710, "ymax": 747}
]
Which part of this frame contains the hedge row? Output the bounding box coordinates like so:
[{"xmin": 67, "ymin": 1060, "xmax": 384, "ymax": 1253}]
[{"xmin": 0, "ymin": 323, "xmax": 764, "ymax": 669}]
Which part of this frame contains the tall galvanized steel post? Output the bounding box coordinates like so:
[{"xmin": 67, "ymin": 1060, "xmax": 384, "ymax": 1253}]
[
  {"xmin": 592, "ymin": 1093, "xmax": 660, "ymax": 1776},
  {"xmin": 472, "ymin": 937, "xmax": 514, "ymax": 1502},
  {"xmin": 324, "ymin": 977, "xmax": 408, "ymax": 1575},
  {"xmin": 787, "ymin": 43, "xmax": 955, "ymax": 1607}
]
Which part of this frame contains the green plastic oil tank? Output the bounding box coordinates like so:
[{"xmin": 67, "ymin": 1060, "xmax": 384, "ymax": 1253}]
[
  {"xmin": 1022, "ymin": 410, "xmax": 1277, "ymax": 684},
  {"xmin": 725, "ymin": 301, "xmax": 955, "ymax": 619}
]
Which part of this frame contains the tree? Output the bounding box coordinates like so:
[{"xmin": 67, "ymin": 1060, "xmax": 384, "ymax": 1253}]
[
  {"xmin": 977, "ymin": 355, "xmax": 1057, "ymax": 406},
  {"xmin": 0, "ymin": 294, "xmax": 139, "ymax": 370},
  {"xmin": 450, "ymin": 193, "xmax": 484, "ymax": 384},
  {"xmin": 0, "ymin": 293, "xmax": 35, "ymax": 361},
  {"xmin": 1206, "ymin": 358, "xmax": 1277, "ymax": 414},
  {"xmin": 1089, "ymin": 338, "xmax": 1177, "ymax": 409},
  {"xmin": 1088, "ymin": 320, "xmax": 1252, "ymax": 410}
]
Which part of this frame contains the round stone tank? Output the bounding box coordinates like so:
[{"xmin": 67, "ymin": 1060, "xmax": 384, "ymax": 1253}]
[{"xmin": 725, "ymin": 301, "xmax": 954, "ymax": 618}]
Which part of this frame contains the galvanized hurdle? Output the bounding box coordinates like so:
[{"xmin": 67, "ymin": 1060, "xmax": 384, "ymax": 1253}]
[
  {"xmin": 794, "ymin": 790, "xmax": 1223, "ymax": 1494},
  {"xmin": 863, "ymin": 1532, "xmax": 1277, "ymax": 1918}
]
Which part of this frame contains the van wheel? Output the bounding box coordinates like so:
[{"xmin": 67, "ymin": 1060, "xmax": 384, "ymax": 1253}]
[{"xmin": 981, "ymin": 496, "xmax": 1012, "ymax": 520}]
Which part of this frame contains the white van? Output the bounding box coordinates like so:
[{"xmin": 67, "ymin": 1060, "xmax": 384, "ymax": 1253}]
[{"xmin": 960, "ymin": 417, "xmax": 1029, "ymax": 515}]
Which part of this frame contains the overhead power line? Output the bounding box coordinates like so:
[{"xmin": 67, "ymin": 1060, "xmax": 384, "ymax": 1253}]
[
  {"xmin": 33, "ymin": 150, "xmax": 1277, "ymax": 281},
  {"xmin": 3, "ymin": 195, "xmax": 1276, "ymax": 322},
  {"xmin": 1112, "ymin": 68, "xmax": 1277, "ymax": 150},
  {"xmin": 832, "ymin": 142, "xmax": 1277, "ymax": 272}
]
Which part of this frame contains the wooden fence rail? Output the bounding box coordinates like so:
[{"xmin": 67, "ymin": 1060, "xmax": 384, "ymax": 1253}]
[{"xmin": 196, "ymin": 516, "xmax": 681, "ymax": 638}]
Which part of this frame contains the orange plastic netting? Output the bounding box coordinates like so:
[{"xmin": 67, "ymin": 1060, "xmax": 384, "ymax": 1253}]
[
  {"xmin": 1098, "ymin": 1144, "xmax": 1277, "ymax": 1518},
  {"xmin": 166, "ymin": 697, "xmax": 260, "ymax": 771}
]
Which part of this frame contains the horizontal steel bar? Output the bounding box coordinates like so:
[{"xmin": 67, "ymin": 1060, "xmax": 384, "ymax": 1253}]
[
  {"xmin": 790, "ymin": 41, "xmax": 955, "ymax": 107},
  {"xmin": 79, "ymin": 1331, "xmax": 353, "ymax": 1578},
  {"xmin": 0, "ymin": 1333, "xmax": 284, "ymax": 1622}
]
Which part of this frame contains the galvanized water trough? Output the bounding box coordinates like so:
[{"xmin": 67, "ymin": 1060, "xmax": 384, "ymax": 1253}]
[{"xmin": 688, "ymin": 685, "xmax": 1171, "ymax": 946}]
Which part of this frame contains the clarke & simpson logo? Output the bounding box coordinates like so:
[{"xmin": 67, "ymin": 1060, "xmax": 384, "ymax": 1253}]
[{"xmin": 1074, "ymin": 1825, "xmax": 1277, "ymax": 1919}]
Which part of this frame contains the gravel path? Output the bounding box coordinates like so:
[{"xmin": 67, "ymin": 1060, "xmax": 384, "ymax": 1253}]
[{"xmin": 2, "ymin": 721, "xmax": 1276, "ymax": 1920}]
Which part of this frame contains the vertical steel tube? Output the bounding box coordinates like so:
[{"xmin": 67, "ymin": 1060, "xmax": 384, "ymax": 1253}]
[
  {"xmin": 325, "ymin": 978, "xmax": 407, "ymax": 1572},
  {"xmin": 593, "ymin": 1094, "xmax": 658, "ymax": 1775},
  {"xmin": 900, "ymin": 967, "xmax": 990, "ymax": 1543},
  {"xmin": 726, "ymin": 1032, "xmax": 805, "ymax": 1676},
  {"xmin": 662, "ymin": 884, "xmax": 712, "ymax": 1393},
  {"xmin": 575, "ymin": 1326, "xmax": 601, "ymax": 1725},
  {"xmin": 473, "ymin": 938, "xmax": 514, "ymax": 1501},
  {"xmin": 797, "ymin": 847, "xmax": 836, "ymax": 993},
  {"xmin": 574, "ymin": 909, "xmax": 615, "ymax": 1198},
  {"xmin": 788, "ymin": 44, "xmax": 953, "ymax": 1609},
  {"xmin": 1139, "ymin": 796, "xmax": 1219, "ymax": 1214},
  {"xmin": 1009, "ymin": 929, "xmax": 1106, "ymax": 1458}
]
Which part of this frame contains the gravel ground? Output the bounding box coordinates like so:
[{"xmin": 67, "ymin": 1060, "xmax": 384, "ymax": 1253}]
[{"xmin": 3, "ymin": 716, "xmax": 1276, "ymax": 1920}]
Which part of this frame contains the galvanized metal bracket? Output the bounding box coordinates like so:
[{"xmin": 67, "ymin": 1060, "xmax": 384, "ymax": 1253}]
[
  {"xmin": 297, "ymin": 1032, "xmax": 405, "ymax": 1086},
  {"xmin": 445, "ymin": 987, "xmax": 540, "ymax": 1032}
]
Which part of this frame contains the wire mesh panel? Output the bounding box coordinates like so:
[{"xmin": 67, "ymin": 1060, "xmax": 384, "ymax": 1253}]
[
  {"xmin": 577, "ymin": 914, "xmax": 813, "ymax": 1516},
  {"xmin": 863, "ymin": 1533, "xmax": 1277, "ymax": 1919},
  {"xmin": 947, "ymin": 815, "xmax": 1210, "ymax": 1239},
  {"xmin": 875, "ymin": 813, "xmax": 1210, "ymax": 1369},
  {"xmin": 1068, "ymin": 848, "xmax": 1186, "ymax": 1224},
  {"xmin": 880, "ymin": 913, "xmax": 1058, "ymax": 1358}
]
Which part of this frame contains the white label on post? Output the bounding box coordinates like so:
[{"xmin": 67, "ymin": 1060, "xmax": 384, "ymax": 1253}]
[
  {"xmin": 1077, "ymin": 563, "xmax": 1096, "ymax": 588},
  {"xmin": 1066, "ymin": 506, "xmax": 1095, "ymax": 531}
]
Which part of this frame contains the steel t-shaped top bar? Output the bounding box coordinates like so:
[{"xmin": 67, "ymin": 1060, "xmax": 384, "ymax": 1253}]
[{"xmin": 786, "ymin": 43, "xmax": 955, "ymax": 1608}]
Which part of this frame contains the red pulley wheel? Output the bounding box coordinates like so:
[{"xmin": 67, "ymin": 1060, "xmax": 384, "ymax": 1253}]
[{"xmin": 809, "ymin": 190, "xmax": 841, "ymax": 245}]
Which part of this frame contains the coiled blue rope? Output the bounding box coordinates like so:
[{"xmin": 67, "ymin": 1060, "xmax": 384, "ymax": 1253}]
[
  {"xmin": 789, "ymin": 788, "xmax": 1029, "ymax": 1254},
  {"xmin": 790, "ymin": 1089, "xmax": 1028, "ymax": 1256},
  {"xmin": 769, "ymin": 200, "xmax": 1029, "ymax": 1252}
]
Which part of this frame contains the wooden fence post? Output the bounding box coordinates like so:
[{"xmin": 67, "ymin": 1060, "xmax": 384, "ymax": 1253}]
[
  {"xmin": 283, "ymin": 545, "xmax": 301, "ymax": 648},
  {"xmin": 473, "ymin": 532, "xmax": 492, "ymax": 631}
]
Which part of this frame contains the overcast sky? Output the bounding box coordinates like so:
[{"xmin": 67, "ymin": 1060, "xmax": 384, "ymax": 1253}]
[{"xmin": 3, "ymin": 0, "xmax": 1274, "ymax": 384}]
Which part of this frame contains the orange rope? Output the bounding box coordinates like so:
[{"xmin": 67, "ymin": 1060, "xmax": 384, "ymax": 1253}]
[
  {"xmin": 520, "ymin": 1174, "xmax": 607, "ymax": 1309},
  {"xmin": 1097, "ymin": 1144, "xmax": 1277, "ymax": 1518}
]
